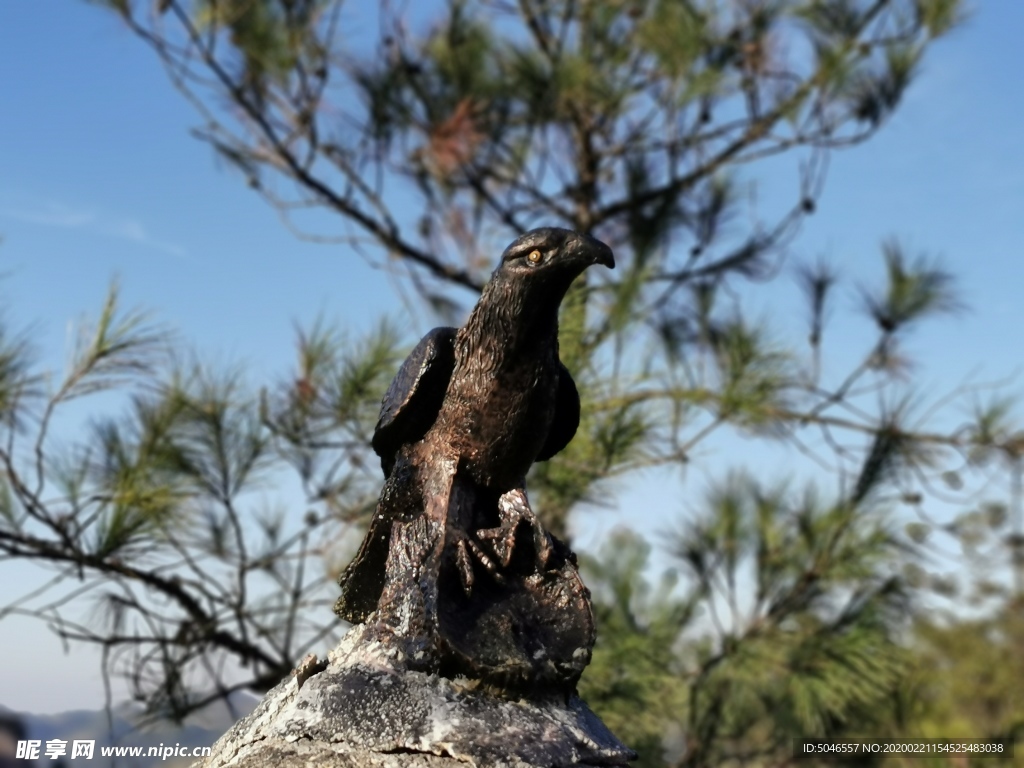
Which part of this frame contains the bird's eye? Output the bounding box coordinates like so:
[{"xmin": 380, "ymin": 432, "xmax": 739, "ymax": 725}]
[{"xmin": 527, "ymin": 249, "xmax": 543, "ymax": 264}]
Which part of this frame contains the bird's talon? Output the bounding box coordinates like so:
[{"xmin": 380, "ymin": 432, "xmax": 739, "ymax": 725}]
[
  {"xmin": 452, "ymin": 530, "xmax": 505, "ymax": 594},
  {"xmin": 495, "ymin": 487, "xmax": 555, "ymax": 569},
  {"xmin": 533, "ymin": 526, "xmax": 553, "ymax": 568},
  {"xmin": 465, "ymin": 535, "xmax": 498, "ymax": 572},
  {"xmin": 455, "ymin": 539, "xmax": 475, "ymax": 594},
  {"xmin": 477, "ymin": 525, "xmax": 517, "ymax": 567}
]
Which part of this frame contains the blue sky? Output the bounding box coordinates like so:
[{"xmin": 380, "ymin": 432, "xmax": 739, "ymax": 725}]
[{"xmin": 1, "ymin": 2, "xmax": 1022, "ymax": 713}]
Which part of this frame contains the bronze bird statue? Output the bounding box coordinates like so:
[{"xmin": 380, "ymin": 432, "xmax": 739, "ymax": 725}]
[{"xmin": 335, "ymin": 228, "xmax": 614, "ymax": 690}]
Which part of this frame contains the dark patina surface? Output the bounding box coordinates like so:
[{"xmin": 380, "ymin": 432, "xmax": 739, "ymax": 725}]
[{"xmin": 335, "ymin": 228, "xmax": 614, "ymax": 692}]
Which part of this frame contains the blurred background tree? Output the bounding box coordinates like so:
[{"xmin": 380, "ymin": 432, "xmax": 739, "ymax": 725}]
[{"xmin": 1, "ymin": 0, "xmax": 1020, "ymax": 763}]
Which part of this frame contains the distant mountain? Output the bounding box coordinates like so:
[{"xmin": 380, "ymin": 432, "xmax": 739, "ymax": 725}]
[{"xmin": 0, "ymin": 692, "xmax": 258, "ymax": 768}]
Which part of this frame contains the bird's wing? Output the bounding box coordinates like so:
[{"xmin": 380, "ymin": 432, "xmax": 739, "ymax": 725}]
[
  {"xmin": 536, "ymin": 362, "xmax": 580, "ymax": 461},
  {"xmin": 371, "ymin": 326, "xmax": 457, "ymax": 474},
  {"xmin": 336, "ymin": 445, "xmax": 456, "ymax": 625}
]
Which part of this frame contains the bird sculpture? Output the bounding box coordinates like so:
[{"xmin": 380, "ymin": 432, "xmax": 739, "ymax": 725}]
[{"xmin": 335, "ymin": 227, "xmax": 614, "ymax": 691}]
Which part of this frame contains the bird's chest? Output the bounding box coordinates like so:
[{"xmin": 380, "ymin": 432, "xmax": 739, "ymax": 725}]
[{"xmin": 437, "ymin": 351, "xmax": 559, "ymax": 489}]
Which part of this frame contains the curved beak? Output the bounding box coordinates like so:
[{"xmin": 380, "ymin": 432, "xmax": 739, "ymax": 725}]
[{"xmin": 574, "ymin": 233, "xmax": 615, "ymax": 269}]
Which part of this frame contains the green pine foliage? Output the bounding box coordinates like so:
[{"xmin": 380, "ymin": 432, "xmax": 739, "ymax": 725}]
[
  {"xmin": 900, "ymin": 602, "xmax": 1023, "ymax": 765},
  {"xmin": 578, "ymin": 467, "xmax": 919, "ymax": 767},
  {"xmin": 580, "ymin": 532, "xmax": 693, "ymax": 767}
]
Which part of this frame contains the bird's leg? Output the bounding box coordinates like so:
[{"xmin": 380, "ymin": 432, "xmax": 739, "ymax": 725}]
[
  {"xmin": 445, "ymin": 482, "xmax": 554, "ymax": 596},
  {"xmin": 476, "ymin": 486, "xmax": 553, "ymax": 569},
  {"xmin": 452, "ymin": 530, "xmax": 505, "ymax": 594},
  {"xmin": 446, "ymin": 477, "xmax": 504, "ymax": 595}
]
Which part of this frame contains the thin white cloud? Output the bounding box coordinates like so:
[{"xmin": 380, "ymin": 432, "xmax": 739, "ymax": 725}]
[
  {"xmin": 99, "ymin": 216, "xmax": 187, "ymax": 258},
  {"xmin": 0, "ymin": 198, "xmax": 187, "ymax": 258},
  {"xmin": 0, "ymin": 201, "xmax": 96, "ymax": 229}
]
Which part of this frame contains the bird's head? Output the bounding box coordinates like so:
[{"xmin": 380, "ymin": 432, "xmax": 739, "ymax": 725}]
[
  {"xmin": 493, "ymin": 228, "xmax": 615, "ymax": 294},
  {"xmin": 464, "ymin": 228, "xmax": 615, "ymax": 347}
]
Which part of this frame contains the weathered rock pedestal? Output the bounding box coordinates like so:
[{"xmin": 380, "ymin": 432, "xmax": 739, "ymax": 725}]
[{"xmin": 196, "ymin": 623, "xmax": 634, "ymax": 768}]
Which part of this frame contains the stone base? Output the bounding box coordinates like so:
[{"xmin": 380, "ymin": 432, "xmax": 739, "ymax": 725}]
[{"xmin": 196, "ymin": 626, "xmax": 635, "ymax": 768}]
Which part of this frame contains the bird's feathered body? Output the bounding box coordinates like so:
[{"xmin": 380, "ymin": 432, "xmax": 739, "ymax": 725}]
[
  {"xmin": 440, "ymin": 291, "xmax": 568, "ymax": 488},
  {"xmin": 335, "ymin": 228, "xmax": 613, "ymax": 690}
]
